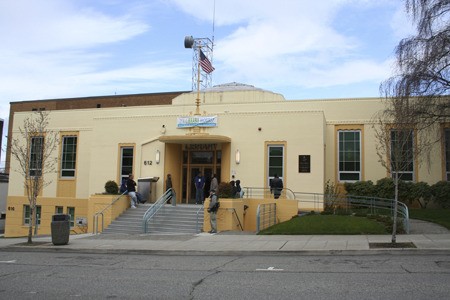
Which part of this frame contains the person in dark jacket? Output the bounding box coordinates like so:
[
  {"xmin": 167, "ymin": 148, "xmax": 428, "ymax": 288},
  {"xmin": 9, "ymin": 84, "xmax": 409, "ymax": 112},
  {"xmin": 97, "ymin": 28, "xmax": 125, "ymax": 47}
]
[
  {"xmin": 126, "ymin": 174, "xmax": 138, "ymax": 208},
  {"xmin": 270, "ymin": 174, "xmax": 283, "ymax": 199},
  {"xmin": 166, "ymin": 174, "xmax": 173, "ymax": 204},
  {"xmin": 194, "ymin": 172, "xmax": 205, "ymax": 204},
  {"xmin": 207, "ymin": 189, "xmax": 218, "ymax": 233},
  {"xmin": 235, "ymin": 179, "xmax": 243, "ymax": 198},
  {"xmin": 210, "ymin": 173, "xmax": 218, "ymax": 194}
]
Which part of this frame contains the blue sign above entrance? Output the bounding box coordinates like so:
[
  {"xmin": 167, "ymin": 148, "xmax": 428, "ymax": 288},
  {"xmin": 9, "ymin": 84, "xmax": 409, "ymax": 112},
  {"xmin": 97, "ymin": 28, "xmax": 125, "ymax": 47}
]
[{"xmin": 177, "ymin": 116, "xmax": 217, "ymax": 128}]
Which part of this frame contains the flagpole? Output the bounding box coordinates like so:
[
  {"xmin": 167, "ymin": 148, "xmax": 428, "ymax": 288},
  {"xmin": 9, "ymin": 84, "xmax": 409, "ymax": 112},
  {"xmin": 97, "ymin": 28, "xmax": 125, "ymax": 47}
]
[{"xmin": 195, "ymin": 45, "xmax": 201, "ymax": 116}]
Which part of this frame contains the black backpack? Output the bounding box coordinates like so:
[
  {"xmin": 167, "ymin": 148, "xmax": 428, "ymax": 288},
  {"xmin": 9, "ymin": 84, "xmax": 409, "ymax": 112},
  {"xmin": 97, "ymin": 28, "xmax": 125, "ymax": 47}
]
[{"xmin": 210, "ymin": 196, "xmax": 220, "ymax": 212}]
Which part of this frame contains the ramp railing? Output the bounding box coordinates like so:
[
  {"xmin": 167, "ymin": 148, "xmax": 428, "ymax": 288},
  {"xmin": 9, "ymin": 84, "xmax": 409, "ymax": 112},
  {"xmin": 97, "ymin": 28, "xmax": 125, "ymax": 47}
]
[{"xmin": 142, "ymin": 188, "xmax": 176, "ymax": 233}]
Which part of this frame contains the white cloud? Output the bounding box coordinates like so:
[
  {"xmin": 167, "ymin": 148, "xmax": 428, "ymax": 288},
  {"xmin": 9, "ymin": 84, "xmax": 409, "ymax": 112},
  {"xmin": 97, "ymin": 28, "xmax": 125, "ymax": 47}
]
[{"xmin": 0, "ymin": 0, "xmax": 149, "ymax": 52}]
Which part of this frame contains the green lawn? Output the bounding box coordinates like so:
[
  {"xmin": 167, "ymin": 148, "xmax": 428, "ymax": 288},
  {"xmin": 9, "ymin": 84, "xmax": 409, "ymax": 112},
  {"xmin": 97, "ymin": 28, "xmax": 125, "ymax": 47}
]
[
  {"xmin": 409, "ymin": 209, "xmax": 450, "ymax": 230},
  {"xmin": 258, "ymin": 214, "xmax": 387, "ymax": 235}
]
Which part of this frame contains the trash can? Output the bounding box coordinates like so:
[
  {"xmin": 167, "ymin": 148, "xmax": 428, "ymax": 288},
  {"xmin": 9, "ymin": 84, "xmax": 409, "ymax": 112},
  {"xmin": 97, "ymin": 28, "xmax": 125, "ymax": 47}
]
[
  {"xmin": 51, "ymin": 214, "xmax": 70, "ymax": 245},
  {"xmin": 138, "ymin": 177, "xmax": 159, "ymax": 203}
]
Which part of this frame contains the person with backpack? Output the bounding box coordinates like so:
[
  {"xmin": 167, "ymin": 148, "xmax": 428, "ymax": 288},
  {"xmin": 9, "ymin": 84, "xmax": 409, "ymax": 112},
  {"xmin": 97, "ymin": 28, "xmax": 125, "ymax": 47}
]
[{"xmin": 207, "ymin": 189, "xmax": 219, "ymax": 233}]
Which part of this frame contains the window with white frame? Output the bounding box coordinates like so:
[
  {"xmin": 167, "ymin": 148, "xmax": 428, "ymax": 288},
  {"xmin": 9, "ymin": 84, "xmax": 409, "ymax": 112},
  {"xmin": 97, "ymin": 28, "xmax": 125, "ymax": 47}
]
[
  {"xmin": 67, "ymin": 207, "xmax": 75, "ymax": 227},
  {"xmin": 29, "ymin": 136, "xmax": 44, "ymax": 177},
  {"xmin": 390, "ymin": 129, "xmax": 415, "ymax": 181},
  {"xmin": 61, "ymin": 136, "xmax": 77, "ymax": 178},
  {"xmin": 445, "ymin": 128, "xmax": 450, "ymax": 181},
  {"xmin": 338, "ymin": 130, "xmax": 361, "ymax": 181},
  {"xmin": 120, "ymin": 146, "xmax": 134, "ymax": 185},
  {"xmin": 24, "ymin": 205, "xmax": 41, "ymax": 225},
  {"xmin": 267, "ymin": 145, "xmax": 284, "ymax": 186}
]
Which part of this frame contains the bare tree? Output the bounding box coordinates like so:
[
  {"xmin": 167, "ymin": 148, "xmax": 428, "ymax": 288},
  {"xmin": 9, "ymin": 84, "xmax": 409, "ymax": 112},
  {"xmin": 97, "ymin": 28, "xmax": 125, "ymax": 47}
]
[
  {"xmin": 9, "ymin": 111, "xmax": 58, "ymax": 243},
  {"xmin": 374, "ymin": 96, "xmax": 434, "ymax": 243},
  {"xmin": 381, "ymin": 0, "xmax": 450, "ymax": 135}
]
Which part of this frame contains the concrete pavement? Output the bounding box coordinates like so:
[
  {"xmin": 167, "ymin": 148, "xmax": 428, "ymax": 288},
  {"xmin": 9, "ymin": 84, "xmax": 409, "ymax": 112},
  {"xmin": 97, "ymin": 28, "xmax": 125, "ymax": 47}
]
[
  {"xmin": 0, "ymin": 232, "xmax": 449, "ymax": 255},
  {"xmin": 0, "ymin": 219, "xmax": 449, "ymax": 255}
]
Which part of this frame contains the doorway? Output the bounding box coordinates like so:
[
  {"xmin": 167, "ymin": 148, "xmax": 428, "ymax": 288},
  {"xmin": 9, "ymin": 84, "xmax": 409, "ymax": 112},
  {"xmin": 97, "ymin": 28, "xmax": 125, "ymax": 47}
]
[{"xmin": 181, "ymin": 145, "xmax": 222, "ymax": 204}]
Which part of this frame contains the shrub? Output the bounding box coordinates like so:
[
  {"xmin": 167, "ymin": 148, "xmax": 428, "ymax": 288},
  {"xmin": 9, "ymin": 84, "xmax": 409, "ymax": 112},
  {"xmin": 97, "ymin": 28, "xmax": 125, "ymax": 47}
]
[
  {"xmin": 398, "ymin": 180, "xmax": 415, "ymax": 204},
  {"xmin": 375, "ymin": 177, "xmax": 395, "ymax": 199},
  {"xmin": 344, "ymin": 180, "xmax": 376, "ymax": 197},
  {"xmin": 324, "ymin": 180, "xmax": 339, "ymax": 214},
  {"xmin": 431, "ymin": 181, "xmax": 450, "ymax": 208},
  {"xmin": 104, "ymin": 180, "xmax": 119, "ymax": 194},
  {"xmin": 218, "ymin": 182, "xmax": 233, "ymax": 198},
  {"xmin": 411, "ymin": 182, "xmax": 432, "ymax": 208}
]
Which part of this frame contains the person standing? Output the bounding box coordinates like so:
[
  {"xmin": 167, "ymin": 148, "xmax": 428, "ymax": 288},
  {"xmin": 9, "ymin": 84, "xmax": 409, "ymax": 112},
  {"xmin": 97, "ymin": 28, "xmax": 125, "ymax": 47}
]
[
  {"xmin": 210, "ymin": 173, "xmax": 218, "ymax": 195},
  {"xmin": 207, "ymin": 189, "xmax": 218, "ymax": 233},
  {"xmin": 127, "ymin": 174, "xmax": 138, "ymax": 208},
  {"xmin": 270, "ymin": 174, "xmax": 283, "ymax": 199},
  {"xmin": 235, "ymin": 179, "xmax": 243, "ymax": 198},
  {"xmin": 194, "ymin": 172, "xmax": 205, "ymax": 204},
  {"xmin": 166, "ymin": 174, "xmax": 173, "ymax": 204}
]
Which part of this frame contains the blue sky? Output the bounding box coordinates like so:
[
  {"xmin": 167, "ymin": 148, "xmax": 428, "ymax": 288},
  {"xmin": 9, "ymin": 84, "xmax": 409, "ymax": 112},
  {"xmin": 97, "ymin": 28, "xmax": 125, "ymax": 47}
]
[{"xmin": 0, "ymin": 0, "xmax": 415, "ymax": 166}]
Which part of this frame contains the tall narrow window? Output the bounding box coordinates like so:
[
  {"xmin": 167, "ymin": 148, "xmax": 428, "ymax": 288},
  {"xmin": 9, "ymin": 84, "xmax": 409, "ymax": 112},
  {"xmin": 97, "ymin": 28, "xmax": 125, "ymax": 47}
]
[
  {"xmin": 61, "ymin": 136, "xmax": 77, "ymax": 178},
  {"xmin": 67, "ymin": 207, "xmax": 75, "ymax": 227},
  {"xmin": 29, "ymin": 136, "xmax": 44, "ymax": 177},
  {"xmin": 445, "ymin": 128, "xmax": 450, "ymax": 181},
  {"xmin": 390, "ymin": 129, "xmax": 415, "ymax": 181},
  {"xmin": 120, "ymin": 147, "xmax": 134, "ymax": 185},
  {"xmin": 338, "ymin": 130, "xmax": 361, "ymax": 181},
  {"xmin": 267, "ymin": 145, "xmax": 284, "ymax": 185},
  {"xmin": 24, "ymin": 205, "xmax": 41, "ymax": 225}
]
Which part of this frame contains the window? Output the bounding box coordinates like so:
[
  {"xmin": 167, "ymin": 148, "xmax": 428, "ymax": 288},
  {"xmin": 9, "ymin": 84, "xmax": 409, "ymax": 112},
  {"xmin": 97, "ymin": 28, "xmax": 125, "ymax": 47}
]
[
  {"xmin": 67, "ymin": 207, "xmax": 75, "ymax": 227},
  {"xmin": 61, "ymin": 136, "xmax": 77, "ymax": 178},
  {"xmin": 445, "ymin": 128, "xmax": 450, "ymax": 181},
  {"xmin": 55, "ymin": 206, "xmax": 64, "ymax": 214},
  {"xmin": 29, "ymin": 136, "xmax": 44, "ymax": 177},
  {"xmin": 24, "ymin": 205, "xmax": 41, "ymax": 225},
  {"xmin": 267, "ymin": 145, "xmax": 284, "ymax": 185},
  {"xmin": 390, "ymin": 129, "xmax": 415, "ymax": 181},
  {"xmin": 338, "ymin": 130, "xmax": 361, "ymax": 181},
  {"xmin": 120, "ymin": 147, "xmax": 134, "ymax": 185}
]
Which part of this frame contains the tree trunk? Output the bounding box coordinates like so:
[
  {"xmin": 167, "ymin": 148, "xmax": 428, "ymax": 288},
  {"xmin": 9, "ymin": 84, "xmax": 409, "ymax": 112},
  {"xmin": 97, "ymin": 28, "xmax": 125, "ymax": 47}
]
[
  {"xmin": 27, "ymin": 206, "xmax": 34, "ymax": 244},
  {"xmin": 391, "ymin": 173, "xmax": 399, "ymax": 244}
]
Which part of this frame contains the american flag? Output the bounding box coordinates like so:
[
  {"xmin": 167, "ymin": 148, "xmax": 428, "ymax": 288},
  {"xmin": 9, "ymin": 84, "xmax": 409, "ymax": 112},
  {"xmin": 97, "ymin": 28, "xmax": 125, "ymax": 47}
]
[{"xmin": 200, "ymin": 50, "xmax": 215, "ymax": 74}]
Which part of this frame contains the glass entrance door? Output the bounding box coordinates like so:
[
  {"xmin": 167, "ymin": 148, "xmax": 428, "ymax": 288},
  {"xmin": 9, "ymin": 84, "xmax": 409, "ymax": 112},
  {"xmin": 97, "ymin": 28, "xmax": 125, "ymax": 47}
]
[
  {"xmin": 181, "ymin": 146, "xmax": 222, "ymax": 204},
  {"xmin": 187, "ymin": 167, "xmax": 213, "ymax": 204}
]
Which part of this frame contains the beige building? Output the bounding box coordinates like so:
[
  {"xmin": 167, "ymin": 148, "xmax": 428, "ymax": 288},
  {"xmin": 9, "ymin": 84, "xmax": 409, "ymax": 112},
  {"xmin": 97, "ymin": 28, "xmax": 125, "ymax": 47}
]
[{"xmin": 5, "ymin": 83, "xmax": 450, "ymax": 237}]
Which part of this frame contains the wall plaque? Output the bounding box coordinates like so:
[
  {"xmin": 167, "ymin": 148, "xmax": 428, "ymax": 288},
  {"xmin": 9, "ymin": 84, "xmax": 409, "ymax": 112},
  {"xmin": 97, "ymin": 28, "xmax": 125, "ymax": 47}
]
[{"xmin": 298, "ymin": 155, "xmax": 311, "ymax": 173}]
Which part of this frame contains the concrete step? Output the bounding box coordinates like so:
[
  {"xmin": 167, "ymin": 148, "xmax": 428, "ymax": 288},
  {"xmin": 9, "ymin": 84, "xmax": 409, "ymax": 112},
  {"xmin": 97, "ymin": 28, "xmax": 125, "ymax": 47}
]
[{"xmin": 102, "ymin": 204, "xmax": 204, "ymax": 235}]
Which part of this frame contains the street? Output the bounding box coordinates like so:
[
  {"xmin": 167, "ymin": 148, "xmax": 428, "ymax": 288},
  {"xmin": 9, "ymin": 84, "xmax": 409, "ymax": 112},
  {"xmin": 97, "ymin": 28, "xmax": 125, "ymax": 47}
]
[{"xmin": 0, "ymin": 251, "xmax": 449, "ymax": 299}]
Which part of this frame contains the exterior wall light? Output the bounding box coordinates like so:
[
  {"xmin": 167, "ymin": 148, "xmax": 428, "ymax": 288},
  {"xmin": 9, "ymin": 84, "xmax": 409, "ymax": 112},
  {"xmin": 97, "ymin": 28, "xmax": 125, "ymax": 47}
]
[
  {"xmin": 235, "ymin": 149, "xmax": 240, "ymax": 164},
  {"xmin": 156, "ymin": 150, "xmax": 160, "ymax": 164}
]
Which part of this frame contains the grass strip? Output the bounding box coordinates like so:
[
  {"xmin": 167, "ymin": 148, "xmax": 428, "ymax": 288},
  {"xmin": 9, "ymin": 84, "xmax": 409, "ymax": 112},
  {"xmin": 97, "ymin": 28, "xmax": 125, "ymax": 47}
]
[{"xmin": 259, "ymin": 214, "xmax": 387, "ymax": 235}]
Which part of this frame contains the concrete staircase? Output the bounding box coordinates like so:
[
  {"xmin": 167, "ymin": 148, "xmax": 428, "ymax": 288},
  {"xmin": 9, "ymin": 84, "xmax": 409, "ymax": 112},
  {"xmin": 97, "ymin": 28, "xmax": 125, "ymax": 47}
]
[{"xmin": 101, "ymin": 204, "xmax": 204, "ymax": 235}]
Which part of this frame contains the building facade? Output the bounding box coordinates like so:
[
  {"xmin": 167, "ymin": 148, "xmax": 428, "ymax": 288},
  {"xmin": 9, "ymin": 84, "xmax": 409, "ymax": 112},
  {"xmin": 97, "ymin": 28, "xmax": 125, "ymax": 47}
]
[{"xmin": 5, "ymin": 83, "xmax": 450, "ymax": 237}]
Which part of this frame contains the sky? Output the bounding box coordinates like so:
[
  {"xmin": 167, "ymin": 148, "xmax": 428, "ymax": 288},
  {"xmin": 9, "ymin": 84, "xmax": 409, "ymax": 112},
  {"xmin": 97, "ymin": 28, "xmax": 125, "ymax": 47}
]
[{"xmin": 0, "ymin": 0, "xmax": 416, "ymax": 167}]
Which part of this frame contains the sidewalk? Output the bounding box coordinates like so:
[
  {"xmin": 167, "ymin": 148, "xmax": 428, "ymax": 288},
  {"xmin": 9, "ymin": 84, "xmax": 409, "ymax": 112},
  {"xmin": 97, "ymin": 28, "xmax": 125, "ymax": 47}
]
[
  {"xmin": 1, "ymin": 219, "xmax": 449, "ymax": 255},
  {"xmin": 1, "ymin": 232, "xmax": 449, "ymax": 255}
]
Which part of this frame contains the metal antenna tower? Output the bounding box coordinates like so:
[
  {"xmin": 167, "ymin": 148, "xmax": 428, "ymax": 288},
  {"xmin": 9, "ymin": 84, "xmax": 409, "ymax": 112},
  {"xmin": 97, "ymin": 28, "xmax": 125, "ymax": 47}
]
[{"xmin": 184, "ymin": 36, "xmax": 214, "ymax": 91}]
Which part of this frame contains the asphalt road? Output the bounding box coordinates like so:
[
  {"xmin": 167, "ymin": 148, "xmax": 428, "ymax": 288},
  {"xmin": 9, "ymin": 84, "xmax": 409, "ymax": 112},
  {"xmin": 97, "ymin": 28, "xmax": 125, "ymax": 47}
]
[{"xmin": 0, "ymin": 251, "xmax": 449, "ymax": 299}]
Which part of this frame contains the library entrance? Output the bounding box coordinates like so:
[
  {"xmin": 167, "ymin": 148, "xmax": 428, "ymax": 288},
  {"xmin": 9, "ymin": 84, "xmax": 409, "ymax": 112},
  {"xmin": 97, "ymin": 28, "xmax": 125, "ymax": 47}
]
[{"xmin": 181, "ymin": 144, "xmax": 222, "ymax": 204}]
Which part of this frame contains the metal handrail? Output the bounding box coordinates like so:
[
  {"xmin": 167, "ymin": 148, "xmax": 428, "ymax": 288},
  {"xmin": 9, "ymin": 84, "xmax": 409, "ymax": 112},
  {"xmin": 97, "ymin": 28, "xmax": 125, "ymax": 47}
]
[
  {"xmin": 293, "ymin": 192, "xmax": 410, "ymax": 234},
  {"xmin": 196, "ymin": 204, "xmax": 204, "ymax": 233},
  {"xmin": 256, "ymin": 203, "xmax": 277, "ymax": 233},
  {"xmin": 142, "ymin": 188, "xmax": 176, "ymax": 233},
  {"xmin": 243, "ymin": 187, "xmax": 296, "ymax": 200},
  {"xmin": 93, "ymin": 191, "xmax": 128, "ymax": 234},
  {"xmin": 226, "ymin": 208, "xmax": 244, "ymax": 231}
]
